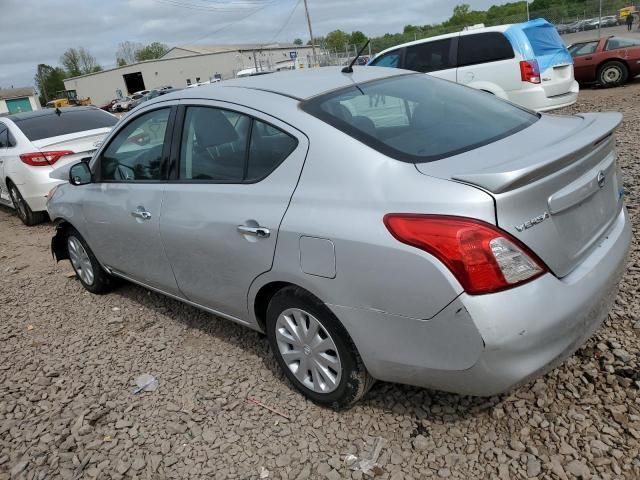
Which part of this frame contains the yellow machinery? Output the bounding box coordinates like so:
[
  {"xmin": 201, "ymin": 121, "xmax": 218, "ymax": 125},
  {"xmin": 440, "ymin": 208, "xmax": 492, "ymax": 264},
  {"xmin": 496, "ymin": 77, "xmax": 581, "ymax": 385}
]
[
  {"xmin": 619, "ymin": 6, "xmax": 638, "ymax": 19},
  {"xmin": 45, "ymin": 90, "xmax": 91, "ymax": 108}
]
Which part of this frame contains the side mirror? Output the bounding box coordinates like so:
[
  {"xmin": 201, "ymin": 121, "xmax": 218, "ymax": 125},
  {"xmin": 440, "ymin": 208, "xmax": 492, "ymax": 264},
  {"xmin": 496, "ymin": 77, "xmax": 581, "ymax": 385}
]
[
  {"xmin": 69, "ymin": 162, "xmax": 92, "ymax": 186},
  {"xmin": 80, "ymin": 156, "xmax": 92, "ymax": 163}
]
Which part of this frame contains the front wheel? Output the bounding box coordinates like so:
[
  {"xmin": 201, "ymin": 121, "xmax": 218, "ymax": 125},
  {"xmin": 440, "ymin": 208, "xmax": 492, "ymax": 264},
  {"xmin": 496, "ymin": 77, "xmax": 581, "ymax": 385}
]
[
  {"xmin": 598, "ymin": 61, "xmax": 628, "ymax": 87},
  {"xmin": 266, "ymin": 286, "xmax": 373, "ymax": 409},
  {"xmin": 66, "ymin": 229, "xmax": 116, "ymax": 294},
  {"xmin": 8, "ymin": 182, "xmax": 47, "ymax": 226}
]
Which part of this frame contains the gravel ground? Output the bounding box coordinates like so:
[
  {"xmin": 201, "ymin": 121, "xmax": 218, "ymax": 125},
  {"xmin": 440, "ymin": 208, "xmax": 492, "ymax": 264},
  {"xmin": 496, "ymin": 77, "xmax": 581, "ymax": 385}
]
[{"xmin": 2, "ymin": 82, "xmax": 640, "ymax": 480}]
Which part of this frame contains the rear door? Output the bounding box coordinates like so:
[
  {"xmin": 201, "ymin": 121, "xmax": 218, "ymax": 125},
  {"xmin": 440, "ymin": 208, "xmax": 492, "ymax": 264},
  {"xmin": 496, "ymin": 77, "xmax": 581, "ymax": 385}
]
[
  {"xmin": 456, "ymin": 32, "xmax": 519, "ymax": 94},
  {"xmin": 403, "ymin": 37, "xmax": 457, "ymax": 82},
  {"xmin": 160, "ymin": 101, "xmax": 308, "ymax": 319},
  {"xmin": 82, "ymin": 105, "xmax": 180, "ymax": 293}
]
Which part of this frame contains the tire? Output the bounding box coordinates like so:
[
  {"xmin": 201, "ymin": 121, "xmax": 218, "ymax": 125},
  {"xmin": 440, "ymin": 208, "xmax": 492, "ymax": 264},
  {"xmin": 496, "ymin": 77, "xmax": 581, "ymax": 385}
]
[
  {"xmin": 8, "ymin": 182, "xmax": 47, "ymax": 226},
  {"xmin": 598, "ymin": 61, "xmax": 628, "ymax": 87},
  {"xmin": 266, "ymin": 286, "xmax": 374, "ymax": 409},
  {"xmin": 66, "ymin": 228, "xmax": 116, "ymax": 294}
]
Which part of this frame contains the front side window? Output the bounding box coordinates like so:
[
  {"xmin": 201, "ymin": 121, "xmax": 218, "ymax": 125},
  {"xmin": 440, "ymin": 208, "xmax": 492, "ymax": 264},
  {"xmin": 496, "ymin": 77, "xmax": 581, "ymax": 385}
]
[
  {"xmin": 179, "ymin": 106, "xmax": 297, "ymax": 182},
  {"xmin": 302, "ymin": 74, "xmax": 538, "ymax": 163},
  {"xmin": 99, "ymin": 108, "xmax": 170, "ymax": 181},
  {"xmin": 405, "ymin": 39, "xmax": 454, "ymax": 72},
  {"xmin": 606, "ymin": 36, "xmax": 640, "ymax": 50},
  {"xmin": 369, "ymin": 51, "xmax": 401, "ymax": 68},
  {"xmin": 458, "ymin": 33, "xmax": 514, "ymax": 66},
  {"xmin": 568, "ymin": 41, "xmax": 599, "ymax": 57}
]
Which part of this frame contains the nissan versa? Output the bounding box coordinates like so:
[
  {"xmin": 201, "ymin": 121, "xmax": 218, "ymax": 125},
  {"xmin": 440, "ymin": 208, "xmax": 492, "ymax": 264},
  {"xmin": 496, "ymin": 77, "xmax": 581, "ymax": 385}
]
[{"xmin": 47, "ymin": 67, "xmax": 631, "ymax": 408}]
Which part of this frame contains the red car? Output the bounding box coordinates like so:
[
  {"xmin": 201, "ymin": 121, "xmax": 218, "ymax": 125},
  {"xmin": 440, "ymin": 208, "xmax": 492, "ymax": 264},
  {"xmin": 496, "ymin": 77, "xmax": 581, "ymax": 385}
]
[{"xmin": 569, "ymin": 35, "xmax": 640, "ymax": 87}]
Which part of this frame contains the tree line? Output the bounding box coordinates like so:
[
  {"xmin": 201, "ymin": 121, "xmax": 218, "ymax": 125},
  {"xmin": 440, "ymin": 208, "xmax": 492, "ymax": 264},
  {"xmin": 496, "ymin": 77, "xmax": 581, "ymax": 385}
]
[{"xmin": 34, "ymin": 42, "xmax": 169, "ymax": 106}]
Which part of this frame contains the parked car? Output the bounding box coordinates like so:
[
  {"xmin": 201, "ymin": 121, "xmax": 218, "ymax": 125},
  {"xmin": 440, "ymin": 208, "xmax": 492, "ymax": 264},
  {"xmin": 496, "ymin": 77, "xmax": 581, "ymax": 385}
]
[
  {"xmin": 569, "ymin": 36, "xmax": 640, "ymax": 86},
  {"xmin": 0, "ymin": 107, "xmax": 117, "ymax": 225},
  {"xmin": 98, "ymin": 99, "xmax": 119, "ymax": 112},
  {"xmin": 129, "ymin": 89, "xmax": 183, "ymax": 110},
  {"xmin": 368, "ymin": 19, "xmax": 579, "ymax": 112},
  {"xmin": 111, "ymin": 94, "xmax": 145, "ymax": 112},
  {"xmin": 555, "ymin": 23, "xmax": 571, "ymax": 34},
  {"xmin": 601, "ymin": 15, "xmax": 620, "ymax": 27},
  {"xmin": 48, "ymin": 67, "xmax": 630, "ymax": 407}
]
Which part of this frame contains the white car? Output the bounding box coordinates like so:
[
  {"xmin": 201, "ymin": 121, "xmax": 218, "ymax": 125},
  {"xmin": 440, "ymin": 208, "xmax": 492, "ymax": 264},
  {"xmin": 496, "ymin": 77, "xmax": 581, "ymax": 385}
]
[
  {"xmin": 369, "ymin": 19, "xmax": 579, "ymax": 112},
  {"xmin": 0, "ymin": 106, "xmax": 117, "ymax": 225}
]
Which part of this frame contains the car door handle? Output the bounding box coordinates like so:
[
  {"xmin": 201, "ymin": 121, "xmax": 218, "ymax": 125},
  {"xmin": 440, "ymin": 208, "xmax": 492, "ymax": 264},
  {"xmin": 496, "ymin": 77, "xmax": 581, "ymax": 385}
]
[
  {"xmin": 131, "ymin": 207, "xmax": 152, "ymax": 220},
  {"xmin": 237, "ymin": 225, "xmax": 270, "ymax": 238}
]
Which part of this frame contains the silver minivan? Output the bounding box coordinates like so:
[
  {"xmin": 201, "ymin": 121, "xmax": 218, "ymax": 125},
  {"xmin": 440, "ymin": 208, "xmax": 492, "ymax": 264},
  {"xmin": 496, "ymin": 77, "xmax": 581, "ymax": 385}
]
[{"xmin": 48, "ymin": 67, "xmax": 630, "ymax": 408}]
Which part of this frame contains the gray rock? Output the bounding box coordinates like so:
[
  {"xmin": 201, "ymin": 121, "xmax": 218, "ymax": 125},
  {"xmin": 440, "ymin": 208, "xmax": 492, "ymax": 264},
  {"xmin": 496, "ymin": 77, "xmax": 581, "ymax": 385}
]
[
  {"xmin": 565, "ymin": 460, "xmax": 590, "ymax": 479},
  {"xmin": 131, "ymin": 456, "xmax": 146, "ymax": 471},
  {"xmin": 526, "ymin": 459, "xmax": 541, "ymax": 478},
  {"xmin": 167, "ymin": 422, "xmax": 188, "ymax": 434},
  {"xmin": 115, "ymin": 460, "xmax": 130, "ymax": 475},
  {"xmin": 10, "ymin": 459, "xmax": 28, "ymax": 478}
]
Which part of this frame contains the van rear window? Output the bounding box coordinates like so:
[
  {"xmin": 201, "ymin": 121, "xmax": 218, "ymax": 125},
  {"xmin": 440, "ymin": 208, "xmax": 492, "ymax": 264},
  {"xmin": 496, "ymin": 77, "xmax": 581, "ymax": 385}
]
[
  {"xmin": 522, "ymin": 23, "xmax": 566, "ymax": 58},
  {"xmin": 14, "ymin": 108, "xmax": 116, "ymax": 141},
  {"xmin": 302, "ymin": 74, "xmax": 538, "ymax": 163}
]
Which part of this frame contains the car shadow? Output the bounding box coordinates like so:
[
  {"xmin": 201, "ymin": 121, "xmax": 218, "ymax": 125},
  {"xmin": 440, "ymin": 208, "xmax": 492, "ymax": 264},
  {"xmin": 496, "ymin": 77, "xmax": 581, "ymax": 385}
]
[{"xmin": 110, "ymin": 281, "xmax": 505, "ymax": 420}]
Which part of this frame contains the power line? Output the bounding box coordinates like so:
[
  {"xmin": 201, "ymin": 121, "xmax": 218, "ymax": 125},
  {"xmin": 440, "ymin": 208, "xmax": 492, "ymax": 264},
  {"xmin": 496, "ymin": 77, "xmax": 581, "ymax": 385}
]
[
  {"xmin": 268, "ymin": 0, "xmax": 303, "ymax": 44},
  {"xmin": 181, "ymin": 2, "xmax": 273, "ymax": 44},
  {"xmin": 152, "ymin": 0, "xmax": 274, "ymax": 12}
]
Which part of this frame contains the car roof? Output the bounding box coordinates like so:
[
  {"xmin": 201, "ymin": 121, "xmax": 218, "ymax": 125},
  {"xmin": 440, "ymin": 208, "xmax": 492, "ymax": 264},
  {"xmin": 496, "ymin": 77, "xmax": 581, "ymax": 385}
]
[
  {"xmin": 6, "ymin": 106, "xmax": 99, "ymax": 122},
  {"xmin": 149, "ymin": 67, "xmax": 408, "ymax": 103}
]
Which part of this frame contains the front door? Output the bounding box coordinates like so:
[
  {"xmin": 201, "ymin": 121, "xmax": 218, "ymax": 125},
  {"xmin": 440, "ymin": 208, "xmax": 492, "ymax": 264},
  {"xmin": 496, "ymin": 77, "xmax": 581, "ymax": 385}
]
[
  {"xmin": 83, "ymin": 106, "xmax": 180, "ymax": 294},
  {"xmin": 570, "ymin": 41, "xmax": 601, "ymax": 82},
  {"xmin": 160, "ymin": 102, "xmax": 308, "ymax": 319}
]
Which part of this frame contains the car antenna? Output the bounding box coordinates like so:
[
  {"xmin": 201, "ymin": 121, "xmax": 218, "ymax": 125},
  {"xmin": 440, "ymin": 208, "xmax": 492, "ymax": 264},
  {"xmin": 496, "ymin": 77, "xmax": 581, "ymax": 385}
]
[{"xmin": 341, "ymin": 40, "xmax": 370, "ymax": 74}]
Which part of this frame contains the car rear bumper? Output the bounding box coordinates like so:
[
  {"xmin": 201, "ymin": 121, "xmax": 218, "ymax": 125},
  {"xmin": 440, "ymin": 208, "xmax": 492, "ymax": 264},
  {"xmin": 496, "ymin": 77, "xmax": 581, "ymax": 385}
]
[
  {"xmin": 508, "ymin": 80, "xmax": 580, "ymax": 112},
  {"xmin": 333, "ymin": 207, "xmax": 631, "ymax": 395}
]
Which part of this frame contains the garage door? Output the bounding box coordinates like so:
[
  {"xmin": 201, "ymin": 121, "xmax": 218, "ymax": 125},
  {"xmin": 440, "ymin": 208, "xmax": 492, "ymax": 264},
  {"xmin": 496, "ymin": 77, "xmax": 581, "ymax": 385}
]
[{"xmin": 6, "ymin": 97, "xmax": 32, "ymax": 114}]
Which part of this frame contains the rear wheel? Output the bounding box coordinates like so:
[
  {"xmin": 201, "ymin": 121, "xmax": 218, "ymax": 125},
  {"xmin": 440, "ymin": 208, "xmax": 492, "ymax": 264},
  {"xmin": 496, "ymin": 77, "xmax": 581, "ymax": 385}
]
[
  {"xmin": 66, "ymin": 229, "xmax": 116, "ymax": 294},
  {"xmin": 598, "ymin": 61, "xmax": 628, "ymax": 87},
  {"xmin": 8, "ymin": 182, "xmax": 47, "ymax": 226},
  {"xmin": 266, "ymin": 286, "xmax": 374, "ymax": 409}
]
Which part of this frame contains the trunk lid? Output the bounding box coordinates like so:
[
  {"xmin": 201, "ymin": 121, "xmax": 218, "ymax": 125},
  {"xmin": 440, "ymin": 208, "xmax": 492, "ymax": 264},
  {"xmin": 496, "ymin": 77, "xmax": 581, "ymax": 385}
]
[
  {"xmin": 32, "ymin": 127, "xmax": 111, "ymax": 168},
  {"xmin": 416, "ymin": 112, "xmax": 623, "ymax": 277}
]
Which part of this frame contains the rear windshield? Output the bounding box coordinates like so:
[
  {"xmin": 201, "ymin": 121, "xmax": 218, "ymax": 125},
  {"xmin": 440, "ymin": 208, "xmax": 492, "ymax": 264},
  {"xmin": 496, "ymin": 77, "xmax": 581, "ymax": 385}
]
[
  {"xmin": 522, "ymin": 23, "xmax": 566, "ymax": 58},
  {"xmin": 302, "ymin": 74, "xmax": 538, "ymax": 163},
  {"xmin": 14, "ymin": 109, "xmax": 117, "ymax": 141}
]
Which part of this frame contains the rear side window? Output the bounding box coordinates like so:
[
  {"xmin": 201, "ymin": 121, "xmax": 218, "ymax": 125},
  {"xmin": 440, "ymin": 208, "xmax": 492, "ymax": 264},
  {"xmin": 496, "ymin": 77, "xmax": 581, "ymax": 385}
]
[
  {"xmin": 179, "ymin": 106, "xmax": 297, "ymax": 183},
  {"xmin": 0, "ymin": 124, "xmax": 8, "ymax": 148},
  {"xmin": 369, "ymin": 51, "xmax": 401, "ymax": 68},
  {"xmin": 606, "ymin": 36, "xmax": 640, "ymax": 50},
  {"xmin": 405, "ymin": 39, "xmax": 455, "ymax": 73},
  {"xmin": 458, "ymin": 33, "xmax": 514, "ymax": 67},
  {"xmin": 14, "ymin": 109, "xmax": 116, "ymax": 141},
  {"xmin": 302, "ymin": 74, "xmax": 538, "ymax": 163}
]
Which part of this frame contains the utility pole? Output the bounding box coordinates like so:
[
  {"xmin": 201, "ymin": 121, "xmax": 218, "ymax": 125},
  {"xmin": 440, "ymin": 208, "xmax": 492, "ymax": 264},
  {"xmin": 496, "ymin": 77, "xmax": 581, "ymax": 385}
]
[
  {"xmin": 526, "ymin": 0, "xmax": 530, "ymax": 21},
  {"xmin": 303, "ymin": 0, "xmax": 317, "ymax": 66},
  {"xmin": 598, "ymin": 0, "xmax": 602, "ymax": 38}
]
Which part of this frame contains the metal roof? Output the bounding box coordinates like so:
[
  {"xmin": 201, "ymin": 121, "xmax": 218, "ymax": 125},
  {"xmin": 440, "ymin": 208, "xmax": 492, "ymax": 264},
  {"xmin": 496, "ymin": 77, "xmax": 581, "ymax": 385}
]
[
  {"xmin": 165, "ymin": 43, "xmax": 304, "ymax": 57},
  {"xmin": 0, "ymin": 87, "xmax": 36, "ymax": 101}
]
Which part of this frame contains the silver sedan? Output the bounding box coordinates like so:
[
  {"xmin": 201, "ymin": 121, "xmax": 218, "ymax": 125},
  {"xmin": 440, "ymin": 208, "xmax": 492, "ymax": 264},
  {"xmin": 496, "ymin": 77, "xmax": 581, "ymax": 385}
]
[{"xmin": 47, "ymin": 67, "xmax": 631, "ymax": 408}]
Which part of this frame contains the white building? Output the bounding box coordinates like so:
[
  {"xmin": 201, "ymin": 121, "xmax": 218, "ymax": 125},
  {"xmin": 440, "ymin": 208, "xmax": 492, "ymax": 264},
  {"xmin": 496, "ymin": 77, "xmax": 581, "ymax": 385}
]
[
  {"xmin": 0, "ymin": 87, "xmax": 40, "ymax": 114},
  {"xmin": 64, "ymin": 44, "xmax": 316, "ymax": 106}
]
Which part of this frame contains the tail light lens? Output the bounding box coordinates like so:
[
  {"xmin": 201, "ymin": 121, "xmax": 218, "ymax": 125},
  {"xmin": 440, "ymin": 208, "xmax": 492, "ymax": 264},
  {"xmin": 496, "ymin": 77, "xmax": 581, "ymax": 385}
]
[
  {"xmin": 384, "ymin": 214, "xmax": 547, "ymax": 295},
  {"xmin": 20, "ymin": 150, "xmax": 74, "ymax": 167},
  {"xmin": 520, "ymin": 59, "xmax": 541, "ymax": 84}
]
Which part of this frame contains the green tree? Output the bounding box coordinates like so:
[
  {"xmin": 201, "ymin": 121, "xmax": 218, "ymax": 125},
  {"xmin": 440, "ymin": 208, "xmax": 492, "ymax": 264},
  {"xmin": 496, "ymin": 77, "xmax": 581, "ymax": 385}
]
[
  {"xmin": 135, "ymin": 42, "xmax": 169, "ymax": 61},
  {"xmin": 34, "ymin": 64, "xmax": 66, "ymax": 105},
  {"xmin": 325, "ymin": 30, "xmax": 351, "ymax": 51},
  {"xmin": 350, "ymin": 30, "xmax": 367, "ymax": 46},
  {"xmin": 293, "ymin": 38, "xmax": 303, "ymax": 46}
]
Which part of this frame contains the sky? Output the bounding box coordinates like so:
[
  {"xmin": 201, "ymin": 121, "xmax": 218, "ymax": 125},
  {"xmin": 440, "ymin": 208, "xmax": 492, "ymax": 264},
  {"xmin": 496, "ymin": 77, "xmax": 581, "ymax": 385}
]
[{"xmin": 1, "ymin": 0, "xmax": 499, "ymax": 88}]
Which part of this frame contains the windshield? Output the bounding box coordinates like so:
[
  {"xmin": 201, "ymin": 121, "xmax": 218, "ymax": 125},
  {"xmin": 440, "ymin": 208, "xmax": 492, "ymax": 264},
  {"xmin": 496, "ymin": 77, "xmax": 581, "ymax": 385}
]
[{"xmin": 302, "ymin": 74, "xmax": 538, "ymax": 163}]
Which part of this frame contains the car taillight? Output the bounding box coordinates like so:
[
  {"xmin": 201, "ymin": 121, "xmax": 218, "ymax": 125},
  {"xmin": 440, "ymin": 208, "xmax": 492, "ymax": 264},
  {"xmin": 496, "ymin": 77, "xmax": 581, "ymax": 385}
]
[
  {"xmin": 383, "ymin": 214, "xmax": 547, "ymax": 295},
  {"xmin": 20, "ymin": 150, "xmax": 74, "ymax": 167},
  {"xmin": 520, "ymin": 59, "xmax": 541, "ymax": 84}
]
